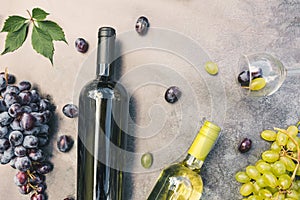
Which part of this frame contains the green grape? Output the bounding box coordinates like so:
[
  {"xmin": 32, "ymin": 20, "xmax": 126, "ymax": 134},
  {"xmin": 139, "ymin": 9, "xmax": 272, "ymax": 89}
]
[
  {"xmin": 287, "ymin": 125, "xmax": 298, "ymax": 137},
  {"xmin": 258, "ymin": 189, "xmax": 272, "ymax": 198},
  {"xmin": 246, "ymin": 165, "xmax": 261, "ymax": 180},
  {"xmin": 272, "ymin": 192, "xmax": 285, "ymax": 200},
  {"xmin": 253, "ymin": 182, "xmax": 260, "ymax": 195},
  {"xmin": 247, "ymin": 195, "xmax": 263, "ymax": 200},
  {"xmin": 279, "ymin": 156, "xmax": 296, "ymax": 172},
  {"xmin": 141, "ymin": 152, "xmax": 153, "ymax": 169},
  {"xmin": 240, "ymin": 182, "xmax": 254, "ymax": 196},
  {"xmin": 291, "ymin": 180, "xmax": 300, "ymax": 191},
  {"xmin": 249, "ymin": 78, "xmax": 266, "ymax": 91},
  {"xmin": 265, "ymin": 186, "xmax": 278, "ymax": 194},
  {"xmin": 278, "ymin": 174, "xmax": 292, "ymax": 190},
  {"xmin": 276, "ymin": 132, "xmax": 289, "ymax": 146},
  {"xmin": 271, "ymin": 160, "xmax": 286, "ymax": 177},
  {"xmin": 287, "ymin": 139, "xmax": 297, "ymax": 152},
  {"xmin": 235, "ymin": 171, "xmax": 251, "ymax": 183},
  {"xmin": 271, "ymin": 141, "xmax": 281, "ymax": 152},
  {"xmin": 255, "ymin": 159, "xmax": 264, "ymax": 165},
  {"xmin": 256, "ymin": 176, "xmax": 267, "ymax": 188},
  {"xmin": 261, "ymin": 130, "xmax": 277, "ymax": 142},
  {"xmin": 256, "ymin": 161, "xmax": 272, "ymax": 174},
  {"xmin": 286, "ymin": 190, "xmax": 300, "ymax": 199},
  {"xmin": 262, "ymin": 171, "xmax": 278, "ymax": 188},
  {"xmin": 204, "ymin": 61, "xmax": 218, "ymax": 75},
  {"xmin": 295, "ymin": 165, "xmax": 300, "ymax": 176},
  {"xmin": 262, "ymin": 150, "xmax": 280, "ymax": 163}
]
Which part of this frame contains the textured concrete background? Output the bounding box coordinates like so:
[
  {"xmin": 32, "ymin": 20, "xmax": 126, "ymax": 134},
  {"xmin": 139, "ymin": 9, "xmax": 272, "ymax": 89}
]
[{"xmin": 0, "ymin": 0, "xmax": 299, "ymax": 200}]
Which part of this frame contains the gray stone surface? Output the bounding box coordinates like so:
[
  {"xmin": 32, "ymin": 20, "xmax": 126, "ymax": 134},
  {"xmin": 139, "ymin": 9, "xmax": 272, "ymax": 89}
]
[{"xmin": 0, "ymin": 0, "xmax": 299, "ymax": 200}]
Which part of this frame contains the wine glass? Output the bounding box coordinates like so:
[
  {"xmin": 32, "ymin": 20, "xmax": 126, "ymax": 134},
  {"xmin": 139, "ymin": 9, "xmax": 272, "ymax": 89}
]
[{"xmin": 236, "ymin": 53, "xmax": 297, "ymax": 97}]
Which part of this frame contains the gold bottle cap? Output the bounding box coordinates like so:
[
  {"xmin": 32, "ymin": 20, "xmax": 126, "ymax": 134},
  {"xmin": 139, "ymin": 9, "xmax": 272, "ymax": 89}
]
[{"xmin": 188, "ymin": 121, "xmax": 221, "ymax": 161}]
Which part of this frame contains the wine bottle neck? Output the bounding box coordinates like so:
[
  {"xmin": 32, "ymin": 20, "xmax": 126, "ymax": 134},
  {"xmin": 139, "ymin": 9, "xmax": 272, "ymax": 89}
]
[
  {"xmin": 182, "ymin": 154, "xmax": 204, "ymax": 171},
  {"xmin": 96, "ymin": 27, "xmax": 116, "ymax": 77}
]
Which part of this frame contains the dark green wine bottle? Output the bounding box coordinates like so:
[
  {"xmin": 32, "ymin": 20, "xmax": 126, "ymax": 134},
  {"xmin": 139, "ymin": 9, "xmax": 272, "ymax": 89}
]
[{"xmin": 77, "ymin": 27, "xmax": 128, "ymax": 200}]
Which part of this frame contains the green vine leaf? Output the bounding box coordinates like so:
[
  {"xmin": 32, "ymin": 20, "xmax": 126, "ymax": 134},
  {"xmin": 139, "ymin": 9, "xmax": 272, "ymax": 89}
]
[
  {"xmin": 32, "ymin": 25, "xmax": 54, "ymax": 64},
  {"xmin": 1, "ymin": 16, "xmax": 28, "ymax": 32},
  {"xmin": 0, "ymin": 8, "xmax": 67, "ymax": 65},
  {"xmin": 38, "ymin": 20, "xmax": 67, "ymax": 43},
  {"xmin": 1, "ymin": 23, "xmax": 29, "ymax": 55},
  {"xmin": 32, "ymin": 8, "xmax": 49, "ymax": 21}
]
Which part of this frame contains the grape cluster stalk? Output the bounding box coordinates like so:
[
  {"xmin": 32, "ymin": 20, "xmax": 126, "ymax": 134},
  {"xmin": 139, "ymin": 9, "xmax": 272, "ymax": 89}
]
[
  {"xmin": 0, "ymin": 70, "xmax": 55, "ymax": 200},
  {"xmin": 235, "ymin": 123, "xmax": 300, "ymax": 200}
]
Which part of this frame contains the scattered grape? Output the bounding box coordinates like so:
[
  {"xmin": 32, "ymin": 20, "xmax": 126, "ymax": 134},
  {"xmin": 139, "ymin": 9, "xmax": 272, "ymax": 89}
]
[
  {"xmin": 135, "ymin": 16, "xmax": 149, "ymax": 35},
  {"xmin": 238, "ymin": 138, "xmax": 252, "ymax": 153},
  {"xmin": 204, "ymin": 61, "xmax": 219, "ymax": 75},
  {"xmin": 164, "ymin": 86, "xmax": 181, "ymax": 103},
  {"xmin": 57, "ymin": 135, "xmax": 74, "ymax": 152},
  {"xmin": 249, "ymin": 77, "xmax": 266, "ymax": 91},
  {"xmin": 141, "ymin": 152, "xmax": 153, "ymax": 169},
  {"xmin": 62, "ymin": 104, "xmax": 78, "ymax": 118},
  {"xmin": 75, "ymin": 38, "xmax": 89, "ymax": 53}
]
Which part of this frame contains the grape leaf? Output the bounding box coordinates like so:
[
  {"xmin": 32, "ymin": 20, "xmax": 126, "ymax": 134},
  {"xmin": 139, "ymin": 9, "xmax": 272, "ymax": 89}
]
[
  {"xmin": 1, "ymin": 16, "xmax": 28, "ymax": 32},
  {"xmin": 1, "ymin": 23, "xmax": 29, "ymax": 55},
  {"xmin": 32, "ymin": 8, "xmax": 49, "ymax": 21},
  {"xmin": 31, "ymin": 25, "xmax": 54, "ymax": 64},
  {"xmin": 38, "ymin": 20, "xmax": 67, "ymax": 43}
]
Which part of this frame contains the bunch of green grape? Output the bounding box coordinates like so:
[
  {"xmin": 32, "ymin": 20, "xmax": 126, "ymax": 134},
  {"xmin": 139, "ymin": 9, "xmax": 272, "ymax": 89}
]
[{"xmin": 235, "ymin": 124, "xmax": 300, "ymax": 200}]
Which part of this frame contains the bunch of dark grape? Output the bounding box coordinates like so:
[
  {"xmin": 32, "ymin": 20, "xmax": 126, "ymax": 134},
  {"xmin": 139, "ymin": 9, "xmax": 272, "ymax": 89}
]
[
  {"xmin": 235, "ymin": 123, "xmax": 300, "ymax": 200},
  {"xmin": 0, "ymin": 71, "xmax": 55, "ymax": 200}
]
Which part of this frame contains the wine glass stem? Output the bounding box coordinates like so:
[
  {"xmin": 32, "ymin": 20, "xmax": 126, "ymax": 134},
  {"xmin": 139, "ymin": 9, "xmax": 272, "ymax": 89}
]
[{"xmin": 287, "ymin": 67, "xmax": 300, "ymax": 76}]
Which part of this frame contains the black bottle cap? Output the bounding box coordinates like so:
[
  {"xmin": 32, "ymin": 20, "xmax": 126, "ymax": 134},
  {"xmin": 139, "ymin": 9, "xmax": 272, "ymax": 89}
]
[{"xmin": 98, "ymin": 27, "xmax": 116, "ymax": 38}]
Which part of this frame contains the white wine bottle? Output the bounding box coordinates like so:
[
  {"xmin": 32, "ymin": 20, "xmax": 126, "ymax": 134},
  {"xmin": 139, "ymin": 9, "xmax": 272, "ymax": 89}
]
[
  {"xmin": 77, "ymin": 27, "xmax": 128, "ymax": 200},
  {"xmin": 147, "ymin": 121, "xmax": 221, "ymax": 200}
]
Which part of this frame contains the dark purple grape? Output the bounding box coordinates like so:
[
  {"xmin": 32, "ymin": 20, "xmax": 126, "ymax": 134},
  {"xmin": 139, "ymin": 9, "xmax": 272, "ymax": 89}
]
[
  {"xmin": 9, "ymin": 157, "xmax": 17, "ymax": 169},
  {"xmin": 23, "ymin": 135, "xmax": 39, "ymax": 148},
  {"xmin": 30, "ymin": 89, "xmax": 41, "ymax": 103},
  {"xmin": 0, "ymin": 138, "xmax": 10, "ymax": 152},
  {"xmin": 251, "ymin": 66, "xmax": 263, "ymax": 79},
  {"xmin": 9, "ymin": 131, "xmax": 24, "ymax": 146},
  {"xmin": 0, "ymin": 111, "xmax": 13, "ymax": 126},
  {"xmin": 14, "ymin": 171, "xmax": 28, "ymax": 186},
  {"xmin": 135, "ymin": 16, "xmax": 150, "ymax": 35},
  {"xmin": 29, "ymin": 173, "xmax": 45, "ymax": 185},
  {"xmin": 2, "ymin": 85, "xmax": 20, "ymax": 96},
  {"xmin": 2, "ymin": 147, "xmax": 14, "ymax": 164},
  {"xmin": 30, "ymin": 103, "xmax": 39, "ymax": 112},
  {"xmin": 20, "ymin": 113, "xmax": 36, "ymax": 131},
  {"xmin": 15, "ymin": 156, "xmax": 31, "ymax": 171},
  {"xmin": 38, "ymin": 135, "xmax": 49, "ymax": 147},
  {"xmin": 164, "ymin": 86, "xmax": 181, "ymax": 103},
  {"xmin": 75, "ymin": 38, "xmax": 89, "ymax": 53},
  {"xmin": 36, "ymin": 182, "xmax": 47, "ymax": 194},
  {"xmin": 0, "ymin": 72, "xmax": 16, "ymax": 84},
  {"xmin": 28, "ymin": 148, "xmax": 44, "ymax": 161},
  {"xmin": 20, "ymin": 105, "xmax": 33, "ymax": 113},
  {"xmin": 0, "ymin": 99, "xmax": 7, "ymax": 112},
  {"xmin": 0, "ymin": 76, "xmax": 7, "ymax": 91},
  {"xmin": 10, "ymin": 118, "xmax": 23, "ymax": 131},
  {"xmin": 0, "ymin": 125, "xmax": 8, "ymax": 138},
  {"xmin": 19, "ymin": 91, "xmax": 32, "ymax": 105},
  {"xmin": 39, "ymin": 99, "xmax": 52, "ymax": 112},
  {"xmin": 39, "ymin": 124, "xmax": 49, "ymax": 134},
  {"xmin": 19, "ymin": 183, "xmax": 32, "ymax": 195},
  {"xmin": 238, "ymin": 138, "xmax": 252, "ymax": 153},
  {"xmin": 18, "ymin": 81, "xmax": 32, "ymax": 91},
  {"xmin": 36, "ymin": 162, "xmax": 53, "ymax": 175},
  {"xmin": 8, "ymin": 103, "xmax": 21, "ymax": 117},
  {"xmin": 14, "ymin": 146, "xmax": 27, "ymax": 157},
  {"xmin": 57, "ymin": 135, "xmax": 74, "ymax": 153},
  {"xmin": 4, "ymin": 92, "xmax": 21, "ymax": 107},
  {"xmin": 23, "ymin": 126, "xmax": 40, "ymax": 135},
  {"xmin": 31, "ymin": 193, "xmax": 45, "ymax": 200},
  {"xmin": 62, "ymin": 104, "xmax": 78, "ymax": 118},
  {"xmin": 237, "ymin": 70, "xmax": 250, "ymax": 87},
  {"xmin": 31, "ymin": 112, "xmax": 45, "ymax": 125},
  {"xmin": 41, "ymin": 110, "xmax": 51, "ymax": 123}
]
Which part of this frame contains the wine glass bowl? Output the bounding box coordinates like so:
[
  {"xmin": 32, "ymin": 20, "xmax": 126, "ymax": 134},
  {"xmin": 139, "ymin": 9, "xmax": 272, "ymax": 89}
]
[{"xmin": 237, "ymin": 53, "xmax": 287, "ymax": 97}]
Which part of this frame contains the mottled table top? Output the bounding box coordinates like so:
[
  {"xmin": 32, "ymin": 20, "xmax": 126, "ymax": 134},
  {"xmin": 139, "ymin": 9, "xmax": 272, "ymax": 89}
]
[{"xmin": 0, "ymin": 0, "xmax": 299, "ymax": 200}]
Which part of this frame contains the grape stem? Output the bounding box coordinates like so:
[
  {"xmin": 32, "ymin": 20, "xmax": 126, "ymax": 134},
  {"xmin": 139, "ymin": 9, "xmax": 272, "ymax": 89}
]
[{"xmin": 274, "ymin": 127, "xmax": 300, "ymax": 181}]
